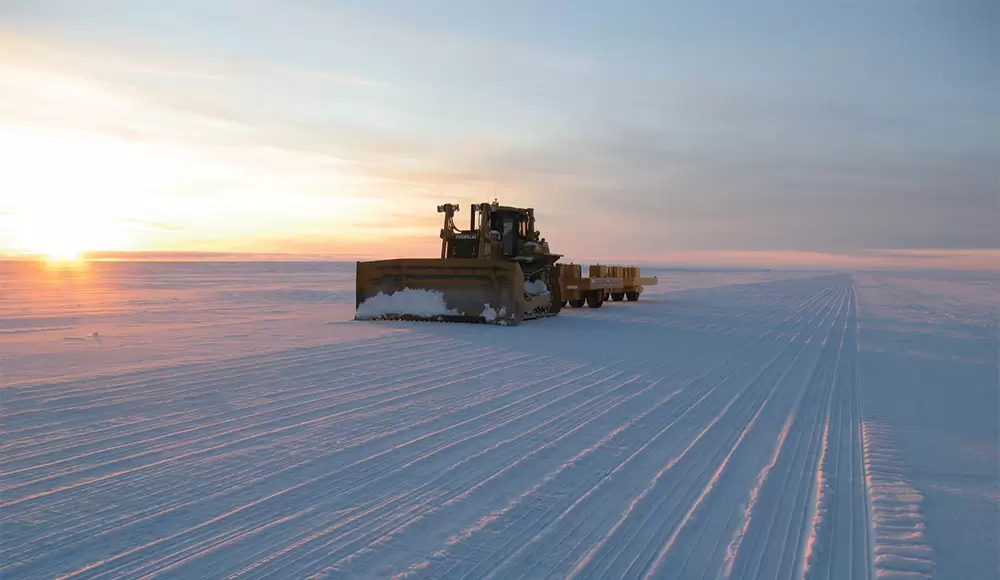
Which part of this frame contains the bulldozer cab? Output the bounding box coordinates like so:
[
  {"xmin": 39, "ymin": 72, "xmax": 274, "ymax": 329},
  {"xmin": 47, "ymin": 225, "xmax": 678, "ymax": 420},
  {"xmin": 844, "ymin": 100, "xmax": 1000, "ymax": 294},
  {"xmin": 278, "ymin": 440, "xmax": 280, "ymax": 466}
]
[
  {"xmin": 490, "ymin": 208, "xmax": 530, "ymax": 259},
  {"xmin": 438, "ymin": 202, "xmax": 537, "ymax": 261}
]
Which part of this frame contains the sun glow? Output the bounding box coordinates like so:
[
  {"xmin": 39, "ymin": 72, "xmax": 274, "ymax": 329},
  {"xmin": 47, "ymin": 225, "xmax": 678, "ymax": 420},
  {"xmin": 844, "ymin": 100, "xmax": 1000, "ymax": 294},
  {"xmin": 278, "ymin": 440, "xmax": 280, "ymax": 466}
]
[
  {"xmin": 9, "ymin": 211, "xmax": 130, "ymax": 261},
  {"xmin": 0, "ymin": 127, "xmax": 182, "ymax": 260}
]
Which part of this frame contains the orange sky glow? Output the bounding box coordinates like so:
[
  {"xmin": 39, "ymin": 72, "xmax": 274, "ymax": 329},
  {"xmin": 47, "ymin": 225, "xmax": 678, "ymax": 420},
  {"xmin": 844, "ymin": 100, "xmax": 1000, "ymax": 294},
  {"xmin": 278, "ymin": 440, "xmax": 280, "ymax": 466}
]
[{"xmin": 1, "ymin": 14, "xmax": 996, "ymax": 271}]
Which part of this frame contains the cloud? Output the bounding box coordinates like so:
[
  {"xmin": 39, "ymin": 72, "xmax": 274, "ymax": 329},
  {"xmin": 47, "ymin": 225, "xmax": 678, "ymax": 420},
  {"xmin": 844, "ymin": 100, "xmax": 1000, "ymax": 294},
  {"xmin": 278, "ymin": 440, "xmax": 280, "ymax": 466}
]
[
  {"xmin": 631, "ymin": 249, "xmax": 1000, "ymax": 272},
  {"xmin": 118, "ymin": 218, "xmax": 183, "ymax": 232},
  {"xmin": 78, "ymin": 250, "xmax": 363, "ymax": 261},
  {"xmin": 1, "ymin": 2, "xmax": 996, "ymax": 264}
]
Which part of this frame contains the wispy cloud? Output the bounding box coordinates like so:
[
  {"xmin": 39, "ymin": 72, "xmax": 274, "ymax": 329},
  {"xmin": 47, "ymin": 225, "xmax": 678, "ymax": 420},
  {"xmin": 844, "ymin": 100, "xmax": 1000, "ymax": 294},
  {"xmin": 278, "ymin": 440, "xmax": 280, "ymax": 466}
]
[
  {"xmin": 78, "ymin": 250, "xmax": 368, "ymax": 262},
  {"xmin": 118, "ymin": 218, "xmax": 183, "ymax": 232},
  {"xmin": 0, "ymin": 1, "xmax": 996, "ymax": 266},
  {"xmin": 631, "ymin": 249, "xmax": 1000, "ymax": 272}
]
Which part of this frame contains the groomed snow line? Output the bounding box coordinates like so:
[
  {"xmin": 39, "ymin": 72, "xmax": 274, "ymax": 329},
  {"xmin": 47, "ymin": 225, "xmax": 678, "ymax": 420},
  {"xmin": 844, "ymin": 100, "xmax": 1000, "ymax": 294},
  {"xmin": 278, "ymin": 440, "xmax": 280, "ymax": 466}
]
[{"xmin": 3, "ymin": 264, "xmax": 996, "ymax": 580}]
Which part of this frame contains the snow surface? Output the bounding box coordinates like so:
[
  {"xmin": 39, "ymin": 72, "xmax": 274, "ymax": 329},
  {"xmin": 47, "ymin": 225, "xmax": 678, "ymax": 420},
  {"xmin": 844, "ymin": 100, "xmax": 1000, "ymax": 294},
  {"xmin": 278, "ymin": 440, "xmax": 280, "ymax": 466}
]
[
  {"xmin": 355, "ymin": 288, "xmax": 457, "ymax": 319},
  {"xmin": 1, "ymin": 261, "xmax": 996, "ymax": 579}
]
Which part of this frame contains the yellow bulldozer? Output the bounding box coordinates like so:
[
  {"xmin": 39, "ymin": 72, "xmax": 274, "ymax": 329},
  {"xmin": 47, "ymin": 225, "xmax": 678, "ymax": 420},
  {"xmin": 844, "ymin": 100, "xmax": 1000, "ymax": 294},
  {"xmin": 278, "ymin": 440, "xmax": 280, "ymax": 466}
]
[{"xmin": 354, "ymin": 200, "xmax": 657, "ymax": 325}]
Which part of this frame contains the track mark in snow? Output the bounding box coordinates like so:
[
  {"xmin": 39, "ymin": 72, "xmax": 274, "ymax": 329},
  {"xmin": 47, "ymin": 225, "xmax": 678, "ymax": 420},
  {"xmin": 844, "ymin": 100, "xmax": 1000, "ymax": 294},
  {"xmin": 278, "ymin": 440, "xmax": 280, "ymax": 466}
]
[
  {"xmin": 564, "ymin": 284, "xmax": 847, "ymax": 579},
  {"xmin": 267, "ymin": 369, "xmax": 657, "ymax": 579},
  {"xmin": 1, "ymin": 351, "xmax": 542, "ymax": 508},
  {"xmin": 645, "ymin": 289, "xmax": 850, "ymax": 578},
  {"xmin": 641, "ymin": 359, "xmax": 786, "ymax": 580},
  {"xmin": 4, "ymin": 272, "xmax": 903, "ymax": 579},
  {"xmin": 724, "ymin": 290, "xmax": 851, "ymax": 580},
  {"xmin": 863, "ymin": 421, "xmax": 934, "ymax": 579},
  {"xmin": 443, "ymin": 381, "xmax": 676, "ymax": 548},
  {"xmin": 798, "ymin": 282, "xmax": 875, "ymax": 580},
  {"xmin": 665, "ymin": 285, "xmax": 849, "ymax": 580},
  {"xmin": 801, "ymin": 402, "xmax": 832, "ymax": 576},
  {"xmin": 368, "ymin": 287, "xmax": 840, "ymax": 578},
  {"xmin": 723, "ymin": 391, "xmax": 799, "ymax": 577}
]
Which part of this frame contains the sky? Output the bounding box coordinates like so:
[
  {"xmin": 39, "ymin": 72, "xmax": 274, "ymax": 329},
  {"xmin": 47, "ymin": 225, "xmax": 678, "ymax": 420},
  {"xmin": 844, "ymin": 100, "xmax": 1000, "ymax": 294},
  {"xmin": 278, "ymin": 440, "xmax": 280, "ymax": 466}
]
[{"xmin": 0, "ymin": 0, "xmax": 997, "ymax": 268}]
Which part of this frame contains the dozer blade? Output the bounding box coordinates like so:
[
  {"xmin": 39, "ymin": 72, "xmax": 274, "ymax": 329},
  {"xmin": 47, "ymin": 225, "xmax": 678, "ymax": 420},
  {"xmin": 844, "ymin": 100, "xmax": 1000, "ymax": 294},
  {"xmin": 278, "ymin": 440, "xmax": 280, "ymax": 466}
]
[{"xmin": 355, "ymin": 259, "xmax": 526, "ymax": 325}]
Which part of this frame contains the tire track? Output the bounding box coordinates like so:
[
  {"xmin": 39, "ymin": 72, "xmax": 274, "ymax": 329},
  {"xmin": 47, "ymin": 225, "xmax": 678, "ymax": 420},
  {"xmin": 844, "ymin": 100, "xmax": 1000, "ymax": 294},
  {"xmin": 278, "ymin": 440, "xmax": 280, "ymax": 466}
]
[
  {"xmin": 583, "ymin": 282, "xmax": 849, "ymax": 579},
  {"xmin": 725, "ymin": 281, "xmax": 852, "ymax": 580},
  {"xmin": 428, "ymin": 282, "xmax": 844, "ymax": 580}
]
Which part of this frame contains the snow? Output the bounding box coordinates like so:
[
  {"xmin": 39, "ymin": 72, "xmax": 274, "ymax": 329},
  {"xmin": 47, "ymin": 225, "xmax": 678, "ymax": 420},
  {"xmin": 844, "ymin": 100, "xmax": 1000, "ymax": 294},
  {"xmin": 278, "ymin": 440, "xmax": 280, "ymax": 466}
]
[
  {"xmin": 853, "ymin": 270, "xmax": 999, "ymax": 580},
  {"xmin": 1, "ymin": 261, "xmax": 996, "ymax": 579},
  {"xmin": 525, "ymin": 279, "xmax": 549, "ymax": 295},
  {"xmin": 355, "ymin": 288, "xmax": 457, "ymax": 319},
  {"xmin": 480, "ymin": 304, "xmax": 506, "ymax": 323}
]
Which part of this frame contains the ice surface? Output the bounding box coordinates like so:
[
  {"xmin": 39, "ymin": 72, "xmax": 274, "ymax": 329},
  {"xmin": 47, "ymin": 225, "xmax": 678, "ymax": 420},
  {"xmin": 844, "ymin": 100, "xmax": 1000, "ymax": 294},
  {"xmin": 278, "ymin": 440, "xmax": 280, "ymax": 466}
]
[
  {"xmin": 1, "ymin": 261, "xmax": 996, "ymax": 579},
  {"xmin": 355, "ymin": 288, "xmax": 457, "ymax": 319}
]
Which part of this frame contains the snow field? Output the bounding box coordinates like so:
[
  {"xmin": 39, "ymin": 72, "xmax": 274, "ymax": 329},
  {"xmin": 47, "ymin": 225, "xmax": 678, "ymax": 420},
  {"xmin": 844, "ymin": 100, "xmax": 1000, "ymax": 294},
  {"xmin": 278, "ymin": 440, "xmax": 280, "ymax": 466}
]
[{"xmin": 1, "ymin": 263, "xmax": 996, "ymax": 579}]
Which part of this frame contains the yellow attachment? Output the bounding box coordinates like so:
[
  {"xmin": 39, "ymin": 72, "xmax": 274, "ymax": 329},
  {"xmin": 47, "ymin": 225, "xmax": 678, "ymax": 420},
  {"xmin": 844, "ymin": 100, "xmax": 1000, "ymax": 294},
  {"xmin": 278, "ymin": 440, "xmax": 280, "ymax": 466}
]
[{"xmin": 355, "ymin": 258, "xmax": 526, "ymax": 325}]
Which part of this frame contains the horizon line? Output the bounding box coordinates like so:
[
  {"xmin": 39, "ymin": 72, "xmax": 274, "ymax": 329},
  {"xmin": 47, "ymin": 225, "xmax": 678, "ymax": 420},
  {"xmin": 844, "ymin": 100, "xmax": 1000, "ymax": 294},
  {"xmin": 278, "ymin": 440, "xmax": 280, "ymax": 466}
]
[{"xmin": 2, "ymin": 248, "xmax": 997, "ymax": 272}]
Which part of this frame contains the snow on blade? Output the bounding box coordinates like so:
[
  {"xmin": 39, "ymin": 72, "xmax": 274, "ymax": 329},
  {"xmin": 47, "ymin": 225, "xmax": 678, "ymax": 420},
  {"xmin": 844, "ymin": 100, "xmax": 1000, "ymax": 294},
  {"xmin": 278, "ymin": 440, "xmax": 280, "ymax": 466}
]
[
  {"xmin": 524, "ymin": 279, "xmax": 549, "ymax": 295},
  {"xmin": 355, "ymin": 288, "xmax": 458, "ymax": 319},
  {"xmin": 480, "ymin": 304, "xmax": 506, "ymax": 322}
]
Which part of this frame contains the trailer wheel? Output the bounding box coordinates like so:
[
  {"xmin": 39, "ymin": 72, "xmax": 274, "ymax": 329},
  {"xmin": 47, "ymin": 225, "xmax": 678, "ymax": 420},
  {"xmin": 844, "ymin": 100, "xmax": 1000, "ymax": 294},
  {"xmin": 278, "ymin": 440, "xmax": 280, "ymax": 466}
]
[
  {"xmin": 569, "ymin": 299, "xmax": 585, "ymax": 308},
  {"xmin": 586, "ymin": 291, "xmax": 604, "ymax": 308},
  {"xmin": 625, "ymin": 291, "xmax": 640, "ymax": 302},
  {"xmin": 611, "ymin": 292, "xmax": 625, "ymax": 302}
]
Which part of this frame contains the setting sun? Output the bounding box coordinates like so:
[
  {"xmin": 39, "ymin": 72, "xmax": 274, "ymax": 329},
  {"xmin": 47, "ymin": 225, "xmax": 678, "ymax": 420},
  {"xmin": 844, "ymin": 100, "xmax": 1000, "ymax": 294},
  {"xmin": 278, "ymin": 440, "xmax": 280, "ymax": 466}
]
[
  {"xmin": 0, "ymin": 128, "xmax": 167, "ymax": 260},
  {"xmin": 8, "ymin": 210, "xmax": 130, "ymax": 261}
]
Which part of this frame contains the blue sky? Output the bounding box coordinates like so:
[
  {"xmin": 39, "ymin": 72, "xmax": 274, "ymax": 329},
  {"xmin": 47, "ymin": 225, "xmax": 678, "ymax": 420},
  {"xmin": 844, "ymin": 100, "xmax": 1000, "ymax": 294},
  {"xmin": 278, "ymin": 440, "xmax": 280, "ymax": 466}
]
[{"xmin": 0, "ymin": 0, "xmax": 996, "ymax": 265}]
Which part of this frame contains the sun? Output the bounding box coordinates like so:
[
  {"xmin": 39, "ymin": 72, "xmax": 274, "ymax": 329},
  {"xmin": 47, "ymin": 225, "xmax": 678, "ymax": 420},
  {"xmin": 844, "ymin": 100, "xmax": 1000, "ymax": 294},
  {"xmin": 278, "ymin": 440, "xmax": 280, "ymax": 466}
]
[
  {"xmin": 36, "ymin": 241, "xmax": 83, "ymax": 262},
  {"xmin": 0, "ymin": 128, "xmax": 173, "ymax": 262},
  {"xmin": 9, "ymin": 210, "xmax": 129, "ymax": 262}
]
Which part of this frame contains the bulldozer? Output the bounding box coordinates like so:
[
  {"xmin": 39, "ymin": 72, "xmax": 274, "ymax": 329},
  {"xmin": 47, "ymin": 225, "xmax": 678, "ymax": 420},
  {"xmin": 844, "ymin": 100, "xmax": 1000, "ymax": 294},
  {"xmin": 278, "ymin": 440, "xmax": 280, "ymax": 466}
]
[{"xmin": 354, "ymin": 200, "xmax": 563, "ymax": 325}]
